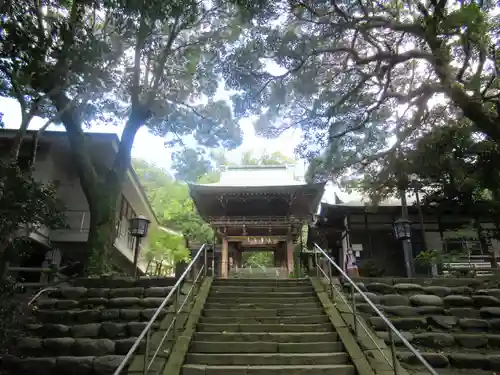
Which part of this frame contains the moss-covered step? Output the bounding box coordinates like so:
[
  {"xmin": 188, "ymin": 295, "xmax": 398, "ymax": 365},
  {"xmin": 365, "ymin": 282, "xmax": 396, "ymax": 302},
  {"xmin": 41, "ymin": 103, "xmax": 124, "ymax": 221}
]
[
  {"xmin": 192, "ymin": 332, "xmax": 338, "ymax": 343},
  {"xmin": 211, "ymin": 279, "xmax": 310, "ymax": 286},
  {"xmin": 175, "ymin": 278, "xmax": 356, "ymax": 375},
  {"xmin": 181, "ymin": 364, "xmax": 355, "ymax": 375},
  {"xmin": 203, "ymin": 301, "xmax": 321, "ymax": 309},
  {"xmin": 198, "ymin": 315, "xmax": 330, "ymax": 325},
  {"xmin": 185, "ymin": 352, "xmax": 350, "ymax": 366},
  {"xmin": 204, "ymin": 296, "xmax": 318, "ymax": 304}
]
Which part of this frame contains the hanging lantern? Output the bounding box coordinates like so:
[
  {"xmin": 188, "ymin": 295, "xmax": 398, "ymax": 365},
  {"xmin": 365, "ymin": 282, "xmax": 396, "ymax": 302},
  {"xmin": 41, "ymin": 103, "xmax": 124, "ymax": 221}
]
[
  {"xmin": 129, "ymin": 215, "xmax": 151, "ymax": 238},
  {"xmin": 393, "ymin": 217, "xmax": 412, "ymax": 240}
]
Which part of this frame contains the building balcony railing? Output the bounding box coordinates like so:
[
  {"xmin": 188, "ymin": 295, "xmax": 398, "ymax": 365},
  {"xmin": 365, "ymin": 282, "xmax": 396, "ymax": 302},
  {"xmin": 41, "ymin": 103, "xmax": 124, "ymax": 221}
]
[{"xmin": 49, "ymin": 211, "xmax": 141, "ymax": 262}]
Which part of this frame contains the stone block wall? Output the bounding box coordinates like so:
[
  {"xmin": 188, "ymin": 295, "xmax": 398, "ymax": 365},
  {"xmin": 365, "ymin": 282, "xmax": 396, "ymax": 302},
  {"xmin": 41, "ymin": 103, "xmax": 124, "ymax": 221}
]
[{"xmin": 345, "ymin": 277, "xmax": 500, "ymax": 372}]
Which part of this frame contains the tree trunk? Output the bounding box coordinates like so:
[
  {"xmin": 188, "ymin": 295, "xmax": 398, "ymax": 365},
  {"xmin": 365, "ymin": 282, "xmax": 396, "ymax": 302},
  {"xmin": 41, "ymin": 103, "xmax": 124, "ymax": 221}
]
[
  {"xmin": 0, "ymin": 238, "xmax": 12, "ymax": 281},
  {"xmin": 49, "ymin": 90, "xmax": 148, "ymax": 275},
  {"xmin": 85, "ymin": 187, "xmax": 119, "ymax": 275},
  {"xmin": 10, "ymin": 115, "xmax": 30, "ymax": 162}
]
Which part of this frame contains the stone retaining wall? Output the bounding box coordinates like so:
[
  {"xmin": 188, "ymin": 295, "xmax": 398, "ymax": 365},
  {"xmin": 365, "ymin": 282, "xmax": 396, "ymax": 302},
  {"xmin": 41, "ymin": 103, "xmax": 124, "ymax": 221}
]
[{"xmin": 346, "ymin": 277, "xmax": 500, "ymax": 372}]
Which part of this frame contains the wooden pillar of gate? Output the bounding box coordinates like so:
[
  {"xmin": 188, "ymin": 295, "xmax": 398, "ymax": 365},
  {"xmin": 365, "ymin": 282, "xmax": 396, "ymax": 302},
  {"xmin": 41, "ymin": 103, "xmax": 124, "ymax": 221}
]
[
  {"xmin": 286, "ymin": 235, "xmax": 294, "ymax": 275},
  {"xmin": 221, "ymin": 236, "xmax": 229, "ymax": 278}
]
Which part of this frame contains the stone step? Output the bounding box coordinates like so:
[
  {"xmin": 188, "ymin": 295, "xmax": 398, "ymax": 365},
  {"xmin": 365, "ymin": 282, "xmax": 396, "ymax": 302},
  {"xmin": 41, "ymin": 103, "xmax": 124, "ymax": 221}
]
[
  {"xmin": 36, "ymin": 298, "xmax": 170, "ymax": 310},
  {"xmin": 185, "ymin": 352, "xmax": 350, "ymax": 366},
  {"xmin": 198, "ymin": 315, "xmax": 330, "ymax": 325},
  {"xmin": 181, "ymin": 364, "xmax": 356, "ymax": 375},
  {"xmin": 193, "ymin": 332, "xmax": 339, "ymax": 343},
  {"xmin": 36, "ymin": 296, "xmax": 169, "ymax": 310},
  {"xmin": 212, "ymin": 280, "xmax": 311, "ymax": 291},
  {"xmin": 34, "ymin": 307, "xmax": 169, "ymax": 324},
  {"xmin": 209, "ymin": 291, "xmax": 316, "ymax": 297},
  {"xmin": 204, "ymin": 296, "xmax": 318, "ymax": 304},
  {"xmin": 25, "ymin": 321, "xmax": 161, "ymax": 339},
  {"xmin": 197, "ymin": 323, "xmax": 333, "ymax": 333},
  {"xmin": 210, "ymin": 286, "xmax": 312, "ymax": 293},
  {"xmin": 189, "ymin": 341, "xmax": 345, "ymax": 353},
  {"xmin": 15, "ymin": 336, "xmax": 147, "ymax": 357},
  {"xmin": 213, "ymin": 278, "xmax": 311, "ymax": 285},
  {"xmin": 72, "ymin": 276, "xmax": 177, "ymax": 288},
  {"xmin": 2, "ymin": 355, "xmax": 125, "ymax": 375},
  {"xmin": 46, "ymin": 286, "xmax": 173, "ymax": 300},
  {"xmin": 204, "ymin": 301, "xmax": 321, "ymax": 309},
  {"xmin": 202, "ymin": 308, "xmax": 324, "ymax": 318}
]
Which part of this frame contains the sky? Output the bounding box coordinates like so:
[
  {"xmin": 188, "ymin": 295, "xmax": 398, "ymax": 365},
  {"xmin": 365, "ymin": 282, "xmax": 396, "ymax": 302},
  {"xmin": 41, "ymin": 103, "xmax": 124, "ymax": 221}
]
[
  {"xmin": 0, "ymin": 96, "xmax": 306, "ymax": 176},
  {"xmin": 1, "ymin": 95, "xmax": 358, "ymax": 203}
]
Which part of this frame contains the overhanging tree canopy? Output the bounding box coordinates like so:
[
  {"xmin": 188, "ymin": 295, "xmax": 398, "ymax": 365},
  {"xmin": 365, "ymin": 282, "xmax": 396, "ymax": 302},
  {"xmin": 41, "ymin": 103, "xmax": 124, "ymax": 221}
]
[
  {"xmin": 225, "ymin": 0, "xmax": 499, "ymax": 181},
  {"xmin": 1, "ymin": 0, "xmax": 245, "ymax": 273}
]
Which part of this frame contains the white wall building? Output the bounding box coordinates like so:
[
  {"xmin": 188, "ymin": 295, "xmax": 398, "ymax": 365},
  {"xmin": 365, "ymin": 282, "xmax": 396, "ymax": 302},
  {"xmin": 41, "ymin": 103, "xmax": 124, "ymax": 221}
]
[{"xmin": 0, "ymin": 130, "xmax": 158, "ymax": 275}]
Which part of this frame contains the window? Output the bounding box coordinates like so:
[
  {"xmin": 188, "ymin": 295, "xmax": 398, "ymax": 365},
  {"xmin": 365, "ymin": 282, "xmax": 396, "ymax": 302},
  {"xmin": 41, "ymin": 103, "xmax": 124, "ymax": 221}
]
[{"xmin": 115, "ymin": 194, "xmax": 138, "ymax": 250}]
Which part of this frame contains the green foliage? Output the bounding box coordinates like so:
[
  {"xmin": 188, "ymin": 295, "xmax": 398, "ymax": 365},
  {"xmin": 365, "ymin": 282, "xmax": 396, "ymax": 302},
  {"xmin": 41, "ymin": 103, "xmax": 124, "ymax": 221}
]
[
  {"xmin": 345, "ymin": 116, "xmax": 500, "ymax": 210},
  {"xmin": 0, "ymin": 276, "xmax": 33, "ymax": 356},
  {"xmin": 144, "ymin": 229, "xmax": 190, "ymax": 274},
  {"xmin": 240, "ymin": 151, "xmax": 296, "ymax": 166},
  {"xmin": 133, "ymin": 159, "xmax": 214, "ymax": 243},
  {"xmin": 171, "ymin": 148, "xmax": 212, "ymax": 182},
  {"xmin": 170, "ymin": 147, "xmax": 297, "ymax": 183},
  {"xmin": 243, "ymin": 252, "xmax": 274, "ymax": 267},
  {"xmin": 0, "ymin": 161, "xmax": 65, "ymax": 261},
  {"xmin": 224, "ymin": 0, "xmax": 499, "ymax": 200},
  {"xmin": 414, "ymin": 248, "xmax": 468, "ymax": 269},
  {"xmin": 1, "ymin": 0, "xmax": 245, "ymax": 272}
]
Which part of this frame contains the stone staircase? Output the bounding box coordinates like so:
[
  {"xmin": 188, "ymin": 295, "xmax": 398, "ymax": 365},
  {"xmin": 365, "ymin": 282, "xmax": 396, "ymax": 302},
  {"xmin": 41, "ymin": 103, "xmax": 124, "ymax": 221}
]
[
  {"xmin": 181, "ymin": 278, "xmax": 356, "ymax": 375},
  {"xmin": 350, "ymin": 277, "xmax": 500, "ymax": 373},
  {"xmin": 1, "ymin": 277, "xmax": 179, "ymax": 375}
]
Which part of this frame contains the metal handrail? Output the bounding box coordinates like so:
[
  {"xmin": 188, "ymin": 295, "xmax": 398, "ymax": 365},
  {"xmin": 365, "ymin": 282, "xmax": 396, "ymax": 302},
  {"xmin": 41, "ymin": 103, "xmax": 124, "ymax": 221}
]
[
  {"xmin": 28, "ymin": 287, "xmax": 58, "ymax": 306},
  {"xmin": 313, "ymin": 243, "xmax": 438, "ymax": 375},
  {"xmin": 113, "ymin": 243, "xmax": 207, "ymax": 375},
  {"xmin": 18, "ymin": 261, "xmax": 82, "ymax": 306}
]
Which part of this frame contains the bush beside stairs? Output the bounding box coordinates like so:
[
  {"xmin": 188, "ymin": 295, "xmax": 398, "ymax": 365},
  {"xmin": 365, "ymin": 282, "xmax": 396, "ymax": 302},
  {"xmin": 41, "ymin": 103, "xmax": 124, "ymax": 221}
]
[{"xmin": 176, "ymin": 278, "xmax": 357, "ymax": 375}]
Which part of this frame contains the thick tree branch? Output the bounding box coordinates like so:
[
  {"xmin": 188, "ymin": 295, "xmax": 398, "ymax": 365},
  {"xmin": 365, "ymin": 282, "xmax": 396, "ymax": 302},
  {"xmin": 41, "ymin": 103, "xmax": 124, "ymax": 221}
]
[
  {"xmin": 131, "ymin": 8, "xmax": 148, "ymax": 108},
  {"xmin": 33, "ymin": 0, "xmax": 45, "ymax": 47},
  {"xmin": 427, "ymin": 38, "xmax": 500, "ymax": 142},
  {"xmin": 310, "ymin": 47, "xmax": 434, "ymax": 66},
  {"xmin": 49, "ymin": 91, "xmax": 99, "ymax": 204},
  {"xmin": 10, "ymin": 96, "xmax": 44, "ymax": 159},
  {"xmin": 148, "ymin": 15, "xmax": 182, "ymax": 100}
]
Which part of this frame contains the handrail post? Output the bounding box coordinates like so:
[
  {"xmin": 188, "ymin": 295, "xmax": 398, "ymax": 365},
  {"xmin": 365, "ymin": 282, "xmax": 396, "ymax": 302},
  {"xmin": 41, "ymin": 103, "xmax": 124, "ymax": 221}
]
[
  {"xmin": 204, "ymin": 245, "xmax": 207, "ymax": 277},
  {"xmin": 314, "ymin": 250, "xmax": 319, "ymax": 277},
  {"xmin": 388, "ymin": 329, "xmax": 399, "ymax": 375},
  {"xmin": 350, "ymin": 284, "xmax": 358, "ymax": 336},
  {"xmin": 143, "ymin": 330, "xmax": 151, "ymax": 375},
  {"xmin": 327, "ymin": 261, "xmax": 333, "ymax": 300},
  {"xmin": 113, "ymin": 244, "xmax": 206, "ymax": 375},
  {"xmin": 174, "ymin": 286, "xmax": 180, "ymax": 339},
  {"xmin": 312, "ymin": 242, "xmax": 439, "ymax": 375}
]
